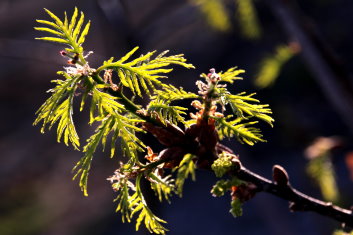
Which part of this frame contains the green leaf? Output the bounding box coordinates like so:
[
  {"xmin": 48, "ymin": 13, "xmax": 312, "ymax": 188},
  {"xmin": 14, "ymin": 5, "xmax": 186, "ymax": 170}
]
[
  {"xmin": 72, "ymin": 109, "xmax": 145, "ymax": 196},
  {"xmin": 306, "ymin": 153, "xmax": 339, "ymax": 202},
  {"xmin": 130, "ymin": 174, "xmax": 168, "ymax": 234},
  {"xmin": 216, "ymin": 116, "xmax": 265, "ymax": 145},
  {"xmin": 89, "ymin": 88, "xmax": 125, "ymax": 123},
  {"xmin": 211, "ymin": 152, "xmax": 235, "ymax": 177},
  {"xmin": 148, "ymin": 171, "xmax": 175, "ymax": 202},
  {"xmin": 72, "ymin": 116, "xmax": 114, "ymax": 196},
  {"xmin": 211, "ymin": 179, "xmax": 232, "ymax": 197},
  {"xmin": 174, "ymin": 154, "xmax": 196, "ymax": 197},
  {"xmin": 111, "ymin": 114, "xmax": 146, "ymax": 161},
  {"xmin": 235, "ymin": 0, "xmax": 262, "ymax": 39},
  {"xmin": 33, "ymin": 72, "xmax": 80, "ymax": 149},
  {"xmin": 230, "ymin": 198, "xmax": 243, "ymax": 217},
  {"xmin": 99, "ymin": 48, "xmax": 194, "ymax": 97},
  {"xmin": 35, "ymin": 8, "xmax": 91, "ymax": 55},
  {"xmin": 224, "ymin": 92, "xmax": 274, "ymax": 127},
  {"xmin": 153, "ymin": 84, "xmax": 199, "ymax": 104},
  {"xmin": 77, "ymin": 20, "xmax": 91, "ymax": 46},
  {"xmin": 211, "ymin": 177, "xmax": 245, "ymax": 197},
  {"xmin": 147, "ymin": 101, "xmax": 188, "ymax": 125},
  {"xmin": 34, "ymin": 27, "xmax": 63, "ymax": 36},
  {"xmin": 218, "ymin": 67, "xmax": 245, "ymax": 84},
  {"xmin": 192, "ymin": 0, "xmax": 232, "ymax": 32},
  {"xmin": 35, "ymin": 37, "xmax": 68, "ymax": 44},
  {"xmin": 254, "ymin": 44, "xmax": 297, "ymax": 88}
]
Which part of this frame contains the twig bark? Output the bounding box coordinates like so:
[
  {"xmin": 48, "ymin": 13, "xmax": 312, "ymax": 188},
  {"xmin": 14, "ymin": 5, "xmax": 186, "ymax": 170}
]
[
  {"xmin": 142, "ymin": 119, "xmax": 353, "ymax": 227},
  {"xmin": 234, "ymin": 163, "xmax": 353, "ymax": 227}
]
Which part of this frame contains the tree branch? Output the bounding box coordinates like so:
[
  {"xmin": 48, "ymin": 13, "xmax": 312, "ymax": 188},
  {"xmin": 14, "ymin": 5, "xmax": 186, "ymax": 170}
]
[
  {"xmin": 140, "ymin": 118, "xmax": 353, "ymax": 227},
  {"xmin": 233, "ymin": 162, "xmax": 353, "ymax": 227},
  {"xmin": 91, "ymin": 63, "xmax": 353, "ymax": 228}
]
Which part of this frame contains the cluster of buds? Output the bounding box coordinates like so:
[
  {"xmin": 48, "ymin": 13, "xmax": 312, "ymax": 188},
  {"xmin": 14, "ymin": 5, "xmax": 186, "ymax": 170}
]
[
  {"xmin": 190, "ymin": 99, "xmax": 223, "ymax": 126},
  {"xmin": 196, "ymin": 68, "xmax": 220, "ymax": 96},
  {"xmin": 207, "ymin": 68, "xmax": 221, "ymax": 83},
  {"xmin": 60, "ymin": 50, "xmax": 95, "ymax": 76},
  {"xmin": 107, "ymin": 162, "xmax": 141, "ymax": 191}
]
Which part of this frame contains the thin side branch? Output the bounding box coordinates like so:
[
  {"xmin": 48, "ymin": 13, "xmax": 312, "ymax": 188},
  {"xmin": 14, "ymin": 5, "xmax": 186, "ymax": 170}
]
[{"xmin": 234, "ymin": 163, "xmax": 353, "ymax": 227}]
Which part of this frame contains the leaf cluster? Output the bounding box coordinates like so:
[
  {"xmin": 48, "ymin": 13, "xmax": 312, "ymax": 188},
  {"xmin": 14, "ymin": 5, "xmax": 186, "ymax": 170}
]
[
  {"xmin": 110, "ymin": 154, "xmax": 197, "ymax": 234},
  {"xmin": 206, "ymin": 67, "xmax": 274, "ymax": 145},
  {"xmin": 211, "ymin": 152, "xmax": 236, "ymax": 177},
  {"xmin": 211, "ymin": 177, "xmax": 245, "ymax": 217},
  {"xmin": 34, "ymin": 8, "xmax": 274, "ymax": 234},
  {"xmin": 35, "ymin": 8, "xmax": 90, "ymax": 55}
]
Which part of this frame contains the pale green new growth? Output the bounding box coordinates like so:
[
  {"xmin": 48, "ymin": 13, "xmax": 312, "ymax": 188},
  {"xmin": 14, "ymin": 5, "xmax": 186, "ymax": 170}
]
[
  {"xmin": 147, "ymin": 101, "xmax": 188, "ymax": 125},
  {"xmin": 147, "ymin": 84, "xmax": 199, "ymax": 125},
  {"xmin": 35, "ymin": 7, "xmax": 90, "ymax": 55},
  {"xmin": 33, "ymin": 72, "xmax": 80, "ymax": 149},
  {"xmin": 34, "ymin": 8, "xmax": 274, "ymax": 234},
  {"xmin": 225, "ymin": 92, "xmax": 274, "ymax": 126},
  {"xmin": 203, "ymin": 67, "xmax": 274, "ymax": 145},
  {"xmin": 111, "ymin": 173, "xmax": 168, "ymax": 234},
  {"xmin": 72, "ymin": 117, "xmax": 113, "ymax": 196},
  {"xmin": 211, "ymin": 152, "xmax": 235, "ymax": 177},
  {"xmin": 148, "ymin": 171, "xmax": 175, "ymax": 202},
  {"xmin": 131, "ymin": 175, "xmax": 168, "ymax": 234},
  {"xmin": 255, "ymin": 44, "xmax": 297, "ymax": 88},
  {"xmin": 235, "ymin": 0, "xmax": 262, "ymax": 39},
  {"xmin": 218, "ymin": 67, "xmax": 245, "ymax": 83},
  {"xmin": 230, "ymin": 198, "xmax": 243, "ymax": 217},
  {"xmin": 216, "ymin": 116, "xmax": 264, "ymax": 145},
  {"xmin": 153, "ymin": 84, "xmax": 199, "ymax": 104},
  {"xmin": 174, "ymin": 154, "xmax": 197, "ymax": 197},
  {"xmin": 211, "ymin": 177, "xmax": 245, "ymax": 217},
  {"xmin": 98, "ymin": 47, "xmax": 194, "ymax": 97},
  {"xmin": 191, "ymin": 0, "xmax": 232, "ymax": 32}
]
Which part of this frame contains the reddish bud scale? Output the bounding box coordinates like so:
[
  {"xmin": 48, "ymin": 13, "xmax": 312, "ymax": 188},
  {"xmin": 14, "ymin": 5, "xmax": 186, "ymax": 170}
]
[
  {"xmin": 158, "ymin": 147, "xmax": 187, "ymax": 168},
  {"xmin": 233, "ymin": 183, "xmax": 258, "ymax": 203},
  {"xmin": 142, "ymin": 122, "xmax": 185, "ymax": 147}
]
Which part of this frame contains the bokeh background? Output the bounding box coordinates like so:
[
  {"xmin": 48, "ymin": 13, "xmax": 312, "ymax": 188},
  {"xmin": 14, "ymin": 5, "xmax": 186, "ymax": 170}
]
[{"xmin": 1, "ymin": 0, "xmax": 353, "ymax": 234}]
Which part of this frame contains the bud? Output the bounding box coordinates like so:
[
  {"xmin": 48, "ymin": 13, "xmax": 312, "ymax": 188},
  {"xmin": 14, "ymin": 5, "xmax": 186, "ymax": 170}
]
[{"xmin": 60, "ymin": 50, "xmax": 67, "ymax": 56}]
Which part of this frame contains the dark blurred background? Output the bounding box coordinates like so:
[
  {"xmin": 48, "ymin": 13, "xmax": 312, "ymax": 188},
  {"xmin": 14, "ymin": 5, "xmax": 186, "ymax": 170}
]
[{"xmin": 1, "ymin": 0, "xmax": 353, "ymax": 234}]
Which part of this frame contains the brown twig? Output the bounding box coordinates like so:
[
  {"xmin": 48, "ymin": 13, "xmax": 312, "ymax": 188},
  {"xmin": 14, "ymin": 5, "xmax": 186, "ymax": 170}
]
[
  {"xmin": 234, "ymin": 163, "xmax": 353, "ymax": 227},
  {"xmin": 142, "ymin": 119, "xmax": 353, "ymax": 227}
]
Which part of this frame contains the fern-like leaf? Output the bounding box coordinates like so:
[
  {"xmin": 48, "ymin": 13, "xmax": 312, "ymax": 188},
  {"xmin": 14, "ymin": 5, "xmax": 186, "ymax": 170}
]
[
  {"xmin": 113, "ymin": 177, "xmax": 134, "ymax": 223},
  {"xmin": 35, "ymin": 7, "xmax": 90, "ymax": 54},
  {"xmin": 89, "ymin": 88, "xmax": 126, "ymax": 124},
  {"xmin": 72, "ymin": 116, "xmax": 114, "ymax": 196},
  {"xmin": 174, "ymin": 154, "xmax": 196, "ymax": 197},
  {"xmin": 130, "ymin": 174, "xmax": 168, "ymax": 234},
  {"xmin": 111, "ymin": 115, "xmax": 146, "ymax": 161},
  {"xmin": 218, "ymin": 67, "xmax": 245, "ymax": 83},
  {"xmin": 216, "ymin": 116, "xmax": 265, "ymax": 145},
  {"xmin": 99, "ymin": 47, "xmax": 194, "ymax": 97},
  {"xmin": 147, "ymin": 101, "xmax": 188, "ymax": 125},
  {"xmin": 73, "ymin": 113, "xmax": 145, "ymax": 196},
  {"xmin": 148, "ymin": 171, "xmax": 175, "ymax": 202},
  {"xmin": 224, "ymin": 92, "xmax": 274, "ymax": 126},
  {"xmin": 33, "ymin": 71, "xmax": 80, "ymax": 149},
  {"xmin": 153, "ymin": 84, "xmax": 199, "ymax": 104}
]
